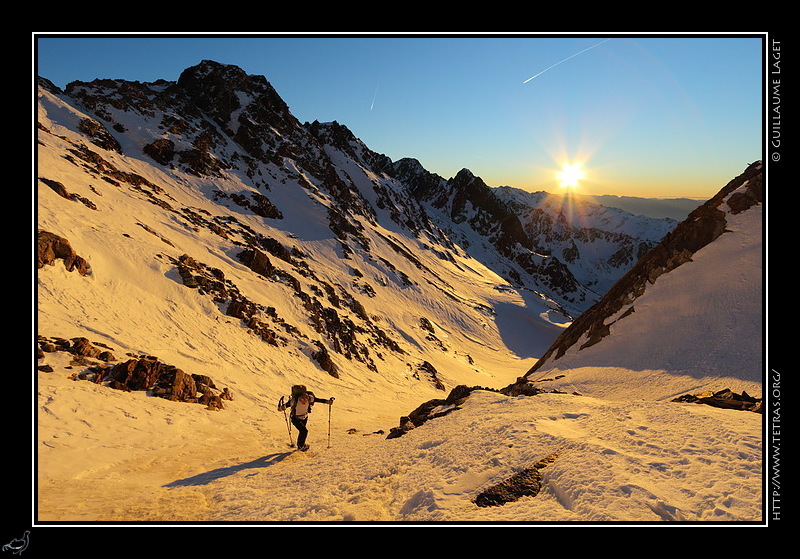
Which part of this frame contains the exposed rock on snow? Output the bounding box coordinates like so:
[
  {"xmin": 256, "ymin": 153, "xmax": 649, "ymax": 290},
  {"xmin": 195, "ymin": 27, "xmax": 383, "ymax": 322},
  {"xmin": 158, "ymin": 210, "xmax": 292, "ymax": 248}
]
[
  {"xmin": 672, "ymin": 388, "xmax": 762, "ymax": 413},
  {"xmin": 39, "ymin": 177, "xmax": 98, "ymax": 210},
  {"xmin": 37, "ymin": 230, "xmax": 91, "ymax": 276},
  {"xmin": 37, "ymin": 335, "xmax": 116, "ymax": 365},
  {"xmin": 474, "ymin": 451, "xmax": 559, "ymax": 507},
  {"xmin": 387, "ymin": 384, "xmax": 482, "ymax": 439},
  {"xmin": 38, "ymin": 335, "xmax": 233, "ymax": 410}
]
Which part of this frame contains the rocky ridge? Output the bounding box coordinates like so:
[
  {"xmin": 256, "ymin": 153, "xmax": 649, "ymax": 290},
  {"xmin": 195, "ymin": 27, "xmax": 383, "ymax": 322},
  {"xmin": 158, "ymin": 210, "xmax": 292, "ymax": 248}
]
[
  {"xmin": 39, "ymin": 61, "xmax": 674, "ymax": 316},
  {"xmin": 520, "ymin": 160, "xmax": 763, "ymax": 379}
]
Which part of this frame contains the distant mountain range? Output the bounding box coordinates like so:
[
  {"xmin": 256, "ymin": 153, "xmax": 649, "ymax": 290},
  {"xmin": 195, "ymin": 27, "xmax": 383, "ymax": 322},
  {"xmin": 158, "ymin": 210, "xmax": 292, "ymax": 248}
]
[{"xmin": 576, "ymin": 193, "xmax": 702, "ymax": 221}]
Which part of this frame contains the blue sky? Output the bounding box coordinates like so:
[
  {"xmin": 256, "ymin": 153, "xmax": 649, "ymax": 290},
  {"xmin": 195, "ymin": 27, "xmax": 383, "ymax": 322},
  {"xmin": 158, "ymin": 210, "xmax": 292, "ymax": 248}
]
[{"xmin": 35, "ymin": 33, "xmax": 764, "ymax": 199}]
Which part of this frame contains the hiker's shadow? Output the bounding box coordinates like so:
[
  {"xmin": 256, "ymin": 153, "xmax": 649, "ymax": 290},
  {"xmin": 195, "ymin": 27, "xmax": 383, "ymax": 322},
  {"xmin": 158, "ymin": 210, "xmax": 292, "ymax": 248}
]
[{"xmin": 163, "ymin": 452, "xmax": 293, "ymax": 488}]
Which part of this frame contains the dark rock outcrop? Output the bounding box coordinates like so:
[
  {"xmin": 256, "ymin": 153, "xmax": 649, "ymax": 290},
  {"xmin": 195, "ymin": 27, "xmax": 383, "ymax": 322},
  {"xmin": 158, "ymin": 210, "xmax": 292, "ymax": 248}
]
[
  {"xmin": 37, "ymin": 230, "xmax": 91, "ymax": 276},
  {"xmin": 143, "ymin": 138, "xmax": 175, "ymax": 165},
  {"xmin": 672, "ymin": 388, "xmax": 762, "ymax": 413},
  {"xmin": 386, "ymin": 385, "xmax": 488, "ymax": 439},
  {"xmin": 37, "ymin": 335, "xmax": 116, "ymax": 364},
  {"xmin": 39, "ymin": 177, "xmax": 98, "ymax": 210},
  {"xmin": 78, "ymin": 117, "xmax": 122, "ymax": 153},
  {"xmin": 36, "ymin": 337, "xmax": 232, "ymax": 410},
  {"xmin": 474, "ymin": 451, "xmax": 559, "ymax": 507},
  {"xmin": 108, "ymin": 357, "xmax": 231, "ymax": 409},
  {"xmin": 237, "ymin": 247, "xmax": 275, "ymax": 278}
]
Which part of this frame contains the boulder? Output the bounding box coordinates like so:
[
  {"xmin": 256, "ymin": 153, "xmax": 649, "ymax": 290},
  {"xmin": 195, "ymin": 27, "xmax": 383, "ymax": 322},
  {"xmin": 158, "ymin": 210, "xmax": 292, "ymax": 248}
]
[
  {"xmin": 155, "ymin": 368, "xmax": 198, "ymax": 403},
  {"xmin": 108, "ymin": 357, "xmax": 166, "ymax": 392},
  {"xmin": 237, "ymin": 247, "xmax": 274, "ymax": 278},
  {"xmin": 37, "ymin": 230, "xmax": 91, "ymax": 276}
]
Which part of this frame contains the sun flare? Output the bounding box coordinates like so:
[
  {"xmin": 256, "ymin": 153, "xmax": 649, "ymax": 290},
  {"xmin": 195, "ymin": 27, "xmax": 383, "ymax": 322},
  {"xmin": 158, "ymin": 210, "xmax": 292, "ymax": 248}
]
[{"xmin": 557, "ymin": 163, "xmax": 585, "ymax": 189}]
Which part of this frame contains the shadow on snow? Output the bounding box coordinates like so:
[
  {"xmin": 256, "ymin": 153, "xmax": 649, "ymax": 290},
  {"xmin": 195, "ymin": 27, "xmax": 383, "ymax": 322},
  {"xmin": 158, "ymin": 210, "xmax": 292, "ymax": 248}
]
[{"xmin": 163, "ymin": 452, "xmax": 294, "ymax": 487}]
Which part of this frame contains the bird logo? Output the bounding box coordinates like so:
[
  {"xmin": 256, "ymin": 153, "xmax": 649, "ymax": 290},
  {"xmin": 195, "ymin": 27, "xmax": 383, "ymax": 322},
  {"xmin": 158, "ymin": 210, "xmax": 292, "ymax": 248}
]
[{"xmin": 2, "ymin": 531, "xmax": 29, "ymax": 555}]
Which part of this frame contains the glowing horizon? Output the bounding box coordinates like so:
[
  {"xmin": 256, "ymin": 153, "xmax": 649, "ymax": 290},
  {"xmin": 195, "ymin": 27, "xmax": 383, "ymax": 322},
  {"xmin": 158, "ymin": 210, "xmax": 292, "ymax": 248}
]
[{"xmin": 495, "ymin": 161, "xmax": 733, "ymax": 199}]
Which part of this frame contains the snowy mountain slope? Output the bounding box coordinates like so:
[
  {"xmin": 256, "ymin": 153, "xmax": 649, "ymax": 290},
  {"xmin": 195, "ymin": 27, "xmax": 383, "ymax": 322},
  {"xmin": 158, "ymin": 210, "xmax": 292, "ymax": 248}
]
[
  {"xmin": 517, "ymin": 161, "xmax": 764, "ymax": 402},
  {"xmin": 34, "ymin": 61, "xmax": 764, "ymax": 526},
  {"xmin": 37, "ymin": 60, "xmax": 586, "ymax": 431}
]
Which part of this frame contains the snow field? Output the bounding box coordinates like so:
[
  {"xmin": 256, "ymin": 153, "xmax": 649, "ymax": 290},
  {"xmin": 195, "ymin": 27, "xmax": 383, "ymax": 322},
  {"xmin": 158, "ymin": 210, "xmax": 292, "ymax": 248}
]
[{"xmin": 38, "ymin": 363, "xmax": 762, "ymax": 523}]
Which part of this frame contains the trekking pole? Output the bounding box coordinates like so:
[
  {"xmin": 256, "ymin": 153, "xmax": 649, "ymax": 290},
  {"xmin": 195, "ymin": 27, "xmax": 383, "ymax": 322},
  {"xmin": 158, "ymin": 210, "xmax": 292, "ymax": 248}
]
[
  {"xmin": 284, "ymin": 408, "xmax": 294, "ymax": 447},
  {"xmin": 279, "ymin": 396, "xmax": 294, "ymax": 447},
  {"xmin": 327, "ymin": 402, "xmax": 332, "ymax": 449}
]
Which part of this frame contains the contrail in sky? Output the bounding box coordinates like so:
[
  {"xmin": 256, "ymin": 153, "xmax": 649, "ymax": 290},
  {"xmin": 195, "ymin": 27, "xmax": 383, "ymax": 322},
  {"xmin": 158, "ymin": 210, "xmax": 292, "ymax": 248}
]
[
  {"xmin": 370, "ymin": 84, "xmax": 379, "ymax": 110},
  {"xmin": 523, "ymin": 38, "xmax": 612, "ymax": 83}
]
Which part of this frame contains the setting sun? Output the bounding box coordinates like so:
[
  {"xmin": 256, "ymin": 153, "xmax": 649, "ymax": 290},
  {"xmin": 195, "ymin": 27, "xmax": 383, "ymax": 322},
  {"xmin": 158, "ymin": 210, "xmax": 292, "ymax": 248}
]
[{"xmin": 557, "ymin": 163, "xmax": 585, "ymax": 188}]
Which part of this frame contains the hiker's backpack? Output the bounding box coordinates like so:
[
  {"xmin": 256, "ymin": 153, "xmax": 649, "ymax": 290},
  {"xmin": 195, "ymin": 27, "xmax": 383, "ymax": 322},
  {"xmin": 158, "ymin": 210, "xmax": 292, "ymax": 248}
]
[
  {"xmin": 291, "ymin": 385, "xmax": 307, "ymax": 397},
  {"xmin": 290, "ymin": 385, "xmax": 316, "ymax": 418}
]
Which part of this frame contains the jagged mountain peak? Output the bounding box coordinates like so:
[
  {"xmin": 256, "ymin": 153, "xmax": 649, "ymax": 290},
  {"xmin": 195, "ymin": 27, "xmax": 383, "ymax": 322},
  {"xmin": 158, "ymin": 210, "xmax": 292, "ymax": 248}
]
[
  {"xmin": 386, "ymin": 157, "xmax": 446, "ymax": 199},
  {"xmin": 176, "ymin": 59, "xmax": 296, "ymax": 139},
  {"xmin": 306, "ymin": 119, "xmax": 390, "ymax": 175},
  {"xmin": 452, "ymin": 167, "xmax": 478, "ymax": 182}
]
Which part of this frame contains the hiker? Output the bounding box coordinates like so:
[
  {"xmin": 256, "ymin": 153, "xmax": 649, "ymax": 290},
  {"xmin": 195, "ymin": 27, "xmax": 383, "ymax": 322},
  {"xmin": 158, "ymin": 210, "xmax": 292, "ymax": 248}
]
[{"xmin": 278, "ymin": 385, "xmax": 334, "ymax": 451}]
